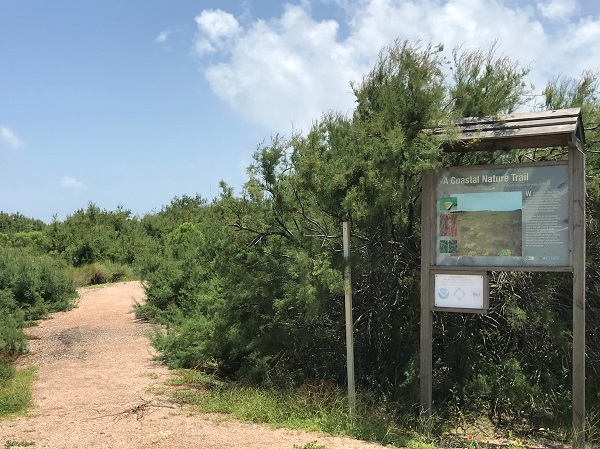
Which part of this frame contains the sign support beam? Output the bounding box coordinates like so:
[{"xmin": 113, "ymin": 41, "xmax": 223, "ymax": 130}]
[
  {"xmin": 570, "ymin": 140, "xmax": 586, "ymax": 449},
  {"xmin": 343, "ymin": 221, "xmax": 356, "ymax": 415},
  {"xmin": 420, "ymin": 172, "xmax": 434, "ymax": 415}
]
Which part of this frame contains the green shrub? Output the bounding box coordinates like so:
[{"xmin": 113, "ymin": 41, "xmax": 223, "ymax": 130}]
[
  {"xmin": 150, "ymin": 309, "xmax": 216, "ymax": 369},
  {"xmin": 0, "ymin": 248, "xmax": 75, "ymax": 384},
  {"xmin": 10, "ymin": 231, "xmax": 50, "ymax": 252},
  {"xmin": 0, "ymin": 315, "xmax": 26, "ymax": 360},
  {"xmin": 0, "ymin": 289, "xmax": 26, "ymax": 363},
  {"xmin": 0, "ymin": 247, "xmax": 76, "ymax": 321},
  {"xmin": 0, "ymin": 357, "xmax": 15, "ymax": 384},
  {"xmin": 70, "ymin": 262, "xmax": 136, "ymax": 287}
]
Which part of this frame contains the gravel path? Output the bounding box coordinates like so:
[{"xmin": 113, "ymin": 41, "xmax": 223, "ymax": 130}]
[{"xmin": 0, "ymin": 282, "xmax": 387, "ymax": 449}]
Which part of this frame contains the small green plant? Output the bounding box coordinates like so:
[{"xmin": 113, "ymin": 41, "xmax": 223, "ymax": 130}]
[
  {"xmin": 464, "ymin": 442, "xmax": 483, "ymax": 449},
  {"xmin": 406, "ymin": 436, "xmax": 435, "ymax": 449},
  {"xmin": 293, "ymin": 442, "xmax": 326, "ymax": 449},
  {"xmin": 4, "ymin": 441, "xmax": 35, "ymax": 448},
  {"xmin": 167, "ymin": 369, "xmax": 217, "ymax": 387},
  {"xmin": 587, "ymin": 411, "xmax": 600, "ymax": 446},
  {"xmin": 0, "ymin": 366, "xmax": 36, "ymax": 419}
]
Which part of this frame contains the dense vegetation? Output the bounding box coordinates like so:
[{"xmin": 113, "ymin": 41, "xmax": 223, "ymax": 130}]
[
  {"xmin": 2, "ymin": 40, "xmax": 599, "ymax": 436},
  {"xmin": 0, "ymin": 246, "xmax": 75, "ymax": 383}
]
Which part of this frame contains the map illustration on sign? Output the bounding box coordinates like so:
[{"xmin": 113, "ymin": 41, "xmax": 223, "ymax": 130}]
[
  {"xmin": 435, "ymin": 163, "xmax": 569, "ymax": 268},
  {"xmin": 438, "ymin": 191, "xmax": 523, "ymax": 257}
]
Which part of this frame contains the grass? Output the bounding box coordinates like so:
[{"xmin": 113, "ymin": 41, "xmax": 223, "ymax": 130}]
[
  {"xmin": 166, "ymin": 370, "xmax": 436, "ymax": 449},
  {"xmin": 3, "ymin": 442, "xmax": 35, "ymax": 448},
  {"xmin": 164, "ymin": 370, "xmax": 598, "ymax": 448},
  {"xmin": 0, "ymin": 367, "xmax": 36, "ymax": 419},
  {"xmin": 293, "ymin": 442, "xmax": 327, "ymax": 449}
]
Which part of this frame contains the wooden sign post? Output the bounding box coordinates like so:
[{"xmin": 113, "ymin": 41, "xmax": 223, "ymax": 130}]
[
  {"xmin": 420, "ymin": 109, "xmax": 586, "ymax": 449},
  {"xmin": 570, "ymin": 138, "xmax": 586, "ymax": 448},
  {"xmin": 343, "ymin": 221, "xmax": 356, "ymax": 415}
]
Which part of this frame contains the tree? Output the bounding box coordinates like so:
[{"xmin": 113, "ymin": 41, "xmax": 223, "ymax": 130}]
[{"xmin": 138, "ymin": 39, "xmax": 600, "ymax": 427}]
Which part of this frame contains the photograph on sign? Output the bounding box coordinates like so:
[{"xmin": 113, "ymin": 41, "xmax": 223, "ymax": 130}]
[
  {"xmin": 435, "ymin": 163, "xmax": 569, "ymax": 268},
  {"xmin": 434, "ymin": 273, "xmax": 486, "ymax": 310}
]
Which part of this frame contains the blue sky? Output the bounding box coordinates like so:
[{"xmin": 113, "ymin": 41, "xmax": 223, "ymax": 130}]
[
  {"xmin": 453, "ymin": 192, "xmax": 522, "ymax": 211},
  {"xmin": 1, "ymin": 0, "xmax": 599, "ymax": 222}
]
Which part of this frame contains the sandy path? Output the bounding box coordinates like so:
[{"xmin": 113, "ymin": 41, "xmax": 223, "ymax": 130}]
[{"xmin": 0, "ymin": 282, "xmax": 386, "ymax": 449}]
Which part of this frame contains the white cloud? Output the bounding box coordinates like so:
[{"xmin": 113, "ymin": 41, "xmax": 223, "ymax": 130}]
[
  {"xmin": 537, "ymin": 0, "xmax": 576, "ymax": 20},
  {"xmin": 548, "ymin": 16, "xmax": 600, "ymax": 83},
  {"xmin": 346, "ymin": 0, "xmax": 550, "ymax": 95},
  {"xmin": 193, "ymin": 0, "xmax": 600, "ymax": 133},
  {"xmin": 155, "ymin": 29, "xmax": 172, "ymax": 43},
  {"xmin": 194, "ymin": 9, "xmax": 241, "ymax": 54},
  {"xmin": 197, "ymin": 4, "xmax": 365, "ymax": 133},
  {"xmin": 61, "ymin": 176, "xmax": 86, "ymax": 190},
  {"xmin": 0, "ymin": 126, "xmax": 24, "ymax": 151}
]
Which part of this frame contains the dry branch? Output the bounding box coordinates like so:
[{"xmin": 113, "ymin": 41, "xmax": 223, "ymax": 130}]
[{"xmin": 90, "ymin": 397, "xmax": 176, "ymax": 421}]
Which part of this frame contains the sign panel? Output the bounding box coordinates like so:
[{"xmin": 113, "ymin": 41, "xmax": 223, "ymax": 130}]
[
  {"xmin": 434, "ymin": 273, "xmax": 487, "ymax": 311},
  {"xmin": 435, "ymin": 163, "xmax": 569, "ymax": 268}
]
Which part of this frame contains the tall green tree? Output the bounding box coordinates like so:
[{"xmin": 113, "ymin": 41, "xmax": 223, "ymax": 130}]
[{"xmin": 139, "ymin": 39, "xmax": 600, "ymax": 427}]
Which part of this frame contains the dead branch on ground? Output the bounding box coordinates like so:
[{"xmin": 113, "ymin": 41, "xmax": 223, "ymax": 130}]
[{"xmin": 89, "ymin": 397, "xmax": 176, "ymax": 421}]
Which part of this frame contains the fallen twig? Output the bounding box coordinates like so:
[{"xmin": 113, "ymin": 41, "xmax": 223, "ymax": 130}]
[{"xmin": 89, "ymin": 397, "xmax": 176, "ymax": 421}]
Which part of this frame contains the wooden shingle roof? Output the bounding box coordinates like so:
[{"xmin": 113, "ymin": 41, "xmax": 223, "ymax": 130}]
[{"xmin": 442, "ymin": 107, "xmax": 585, "ymax": 152}]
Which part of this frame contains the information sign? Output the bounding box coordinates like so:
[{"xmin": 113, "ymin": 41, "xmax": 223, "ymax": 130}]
[
  {"xmin": 434, "ymin": 273, "xmax": 487, "ymax": 310},
  {"xmin": 435, "ymin": 163, "xmax": 569, "ymax": 268}
]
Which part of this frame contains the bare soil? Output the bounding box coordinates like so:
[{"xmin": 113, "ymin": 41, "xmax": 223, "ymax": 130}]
[{"xmin": 0, "ymin": 282, "xmax": 386, "ymax": 449}]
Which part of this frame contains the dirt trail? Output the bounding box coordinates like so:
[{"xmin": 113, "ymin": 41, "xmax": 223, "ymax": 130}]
[{"xmin": 0, "ymin": 282, "xmax": 385, "ymax": 449}]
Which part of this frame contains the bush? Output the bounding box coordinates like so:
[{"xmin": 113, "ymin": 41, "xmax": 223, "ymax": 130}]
[
  {"xmin": 0, "ymin": 314, "xmax": 26, "ymax": 360},
  {"xmin": 0, "ymin": 357, "xmax": 15, "ymax": 384},
  {"xmin": 0, "ymin": 247, "xmax": 75, "ymax": 384},
  {"xmin": 0, "ymin": 289, "xmax": 22, "ymax": 385},
  {"xmin": 0, "ymin": 289, "xmax": 26, "ymax": 364},
  {"xmin": 70, "ymin": 262, "xmax": 136, "ymax": 287},
  {"xmin": 0, "ymin": 248, "xmax": 76, "ymax": 321}
]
